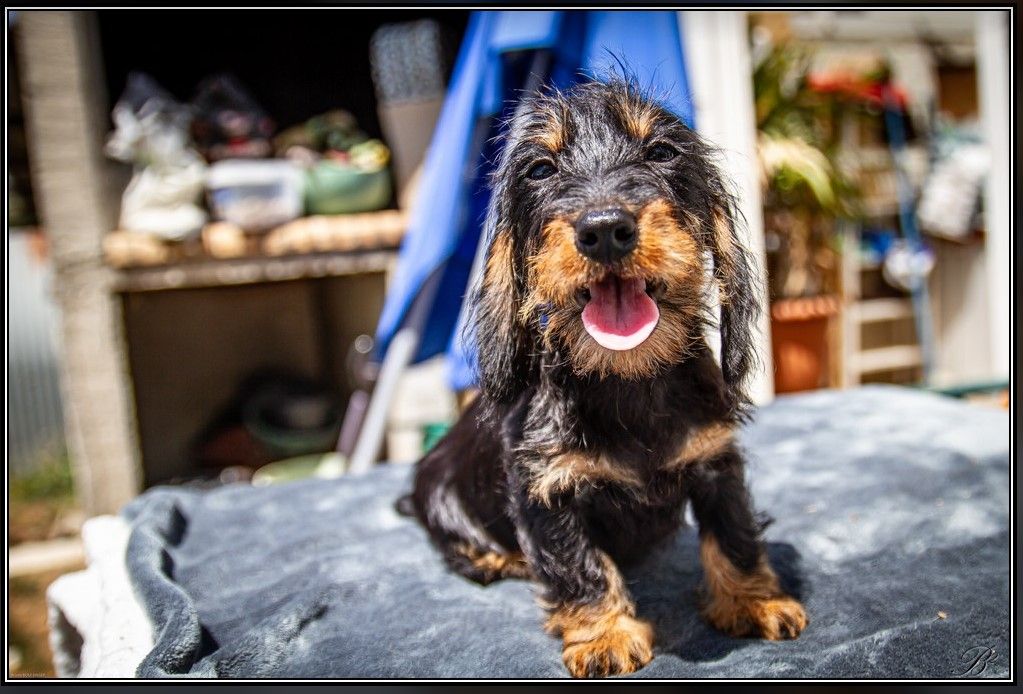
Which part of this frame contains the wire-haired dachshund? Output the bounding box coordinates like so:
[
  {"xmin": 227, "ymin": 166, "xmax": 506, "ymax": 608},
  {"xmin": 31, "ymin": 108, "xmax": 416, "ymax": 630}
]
[{"xmin": 398, "ymin": 77, "xmax": 807, "ymax": 678}]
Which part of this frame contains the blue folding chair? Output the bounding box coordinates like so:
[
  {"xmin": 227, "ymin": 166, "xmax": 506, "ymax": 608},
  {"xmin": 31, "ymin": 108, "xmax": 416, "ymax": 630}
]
[{"xmin": 349, "ymin": 11, "xmax": 696, "ymax": 472}]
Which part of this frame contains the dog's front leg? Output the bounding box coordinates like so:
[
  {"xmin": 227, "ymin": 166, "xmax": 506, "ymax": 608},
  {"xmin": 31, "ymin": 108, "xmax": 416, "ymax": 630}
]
[
  {"xmin": 507, "ymin": 460, "xmax": 654, "ymax": 678},
  {"xmin": 686, "ymin": 449, "xmax": 808, "ymax": 640}
]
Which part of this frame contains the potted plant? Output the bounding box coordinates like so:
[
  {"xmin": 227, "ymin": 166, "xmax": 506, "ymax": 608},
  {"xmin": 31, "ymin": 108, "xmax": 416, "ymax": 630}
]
[{"xmin": 753, "ymin": 42, "xmax": 859, "ymax": 393}]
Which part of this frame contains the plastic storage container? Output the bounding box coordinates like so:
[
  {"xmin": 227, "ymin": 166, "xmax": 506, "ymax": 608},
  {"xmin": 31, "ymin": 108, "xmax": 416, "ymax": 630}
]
[
  {"xmin": 206, "ymin": 159, "xmax": 304, "ymax": 232},
  {"xmin": 304, "ymin": 161, "xmax": 392, "ymax": 215}
]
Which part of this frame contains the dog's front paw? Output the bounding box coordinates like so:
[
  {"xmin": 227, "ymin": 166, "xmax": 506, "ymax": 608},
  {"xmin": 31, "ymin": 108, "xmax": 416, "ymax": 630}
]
[
  {"xmin": 749, "ymin": 596, "xmax": 808, "ymax": 640},
  {"xmin": 705, "ymin": 594, "xmax": 808, "ymax": 640},
  {"xmin": 560, "ymin": 614, "xmax": 654, "ymax": 678}
]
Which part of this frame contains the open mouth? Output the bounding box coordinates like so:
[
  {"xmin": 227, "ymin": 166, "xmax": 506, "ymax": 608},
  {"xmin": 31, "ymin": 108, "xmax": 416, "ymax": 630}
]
[{"xmin": 576, "ymin": 275, "xmax": 664, "ymax": 351}]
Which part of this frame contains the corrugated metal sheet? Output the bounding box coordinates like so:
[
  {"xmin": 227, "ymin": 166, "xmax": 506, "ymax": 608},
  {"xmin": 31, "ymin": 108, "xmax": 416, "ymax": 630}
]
[{"xmin": 8, "ymin": 230, "xmax": 65, "ymax": 475}]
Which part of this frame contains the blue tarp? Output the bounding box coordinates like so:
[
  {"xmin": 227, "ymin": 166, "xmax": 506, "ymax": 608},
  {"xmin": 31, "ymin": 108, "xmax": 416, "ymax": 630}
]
[{"xmin": 373, "ymin": 11, "xmax": 694, "ymax": 390}]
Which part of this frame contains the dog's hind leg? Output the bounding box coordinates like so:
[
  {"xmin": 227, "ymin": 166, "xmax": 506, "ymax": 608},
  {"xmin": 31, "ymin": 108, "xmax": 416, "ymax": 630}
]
[
  {"xmin": 447, "ymin": 542, "xmax": 532, "ymax": 585},
  {"xmin": 406, "ymin": 398, "xmax": 528, "ymax": 586},
  {"xmin": 415, "ymin": 478, "xmax": 529, "ymax": 585}
]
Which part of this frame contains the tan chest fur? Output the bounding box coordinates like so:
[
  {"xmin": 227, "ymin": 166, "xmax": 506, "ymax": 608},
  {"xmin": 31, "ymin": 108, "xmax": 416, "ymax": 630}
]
[{"xmin": 527, "ymin": 422, "xmax": 735, "ymax": 505}]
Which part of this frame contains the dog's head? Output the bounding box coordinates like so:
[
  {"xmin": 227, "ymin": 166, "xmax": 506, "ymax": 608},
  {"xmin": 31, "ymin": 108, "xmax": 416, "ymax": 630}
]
[{"xmin": 470, "ymin": 79, "xmax": 759, "ymax": 415}]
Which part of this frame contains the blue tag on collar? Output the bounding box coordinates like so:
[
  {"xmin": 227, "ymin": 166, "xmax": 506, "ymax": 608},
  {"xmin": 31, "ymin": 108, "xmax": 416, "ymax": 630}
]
[{"xmin": 539, "ymin": 303, "xmax": 552, "ymax": 330}]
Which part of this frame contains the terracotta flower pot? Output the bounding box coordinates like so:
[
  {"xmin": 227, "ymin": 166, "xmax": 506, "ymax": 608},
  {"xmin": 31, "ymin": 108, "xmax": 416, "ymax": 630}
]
[{"xmin": 770, "ymin": 295, "xmax": 840, "ymax": 394}]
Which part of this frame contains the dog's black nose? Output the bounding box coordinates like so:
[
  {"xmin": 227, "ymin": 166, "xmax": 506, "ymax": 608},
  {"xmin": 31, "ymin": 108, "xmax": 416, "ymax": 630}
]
[{"xmin": 574, "ymin": 208, "xmax": 638, "ymax": 263}]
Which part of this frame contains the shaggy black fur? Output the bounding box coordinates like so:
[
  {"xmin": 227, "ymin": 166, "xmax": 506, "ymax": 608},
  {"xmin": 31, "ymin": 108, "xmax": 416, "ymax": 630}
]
[{"xmin": 399, "ymin": 78, "xmax": 802, "ymax": 677}]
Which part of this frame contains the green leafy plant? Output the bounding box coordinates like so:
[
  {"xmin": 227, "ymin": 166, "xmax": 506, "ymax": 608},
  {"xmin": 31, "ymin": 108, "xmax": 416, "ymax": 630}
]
[{"xmin": 753, "ymin": 42, "xmax": 860, "ymax": 299}]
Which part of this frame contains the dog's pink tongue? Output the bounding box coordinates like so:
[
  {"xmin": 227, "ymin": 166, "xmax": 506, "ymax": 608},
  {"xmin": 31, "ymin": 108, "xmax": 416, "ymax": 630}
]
[{"xmin": 581, "ymin": 276, "xmax": 659, "ymax": 350}]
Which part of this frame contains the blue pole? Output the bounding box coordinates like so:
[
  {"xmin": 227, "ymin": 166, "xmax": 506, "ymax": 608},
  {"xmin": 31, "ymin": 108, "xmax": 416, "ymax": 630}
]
[{"xmin": 882, "ymin": 85, "xmax": 935, "ymax": 383}]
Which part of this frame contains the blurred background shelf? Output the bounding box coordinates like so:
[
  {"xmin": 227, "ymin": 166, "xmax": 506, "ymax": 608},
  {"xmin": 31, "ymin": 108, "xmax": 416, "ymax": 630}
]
[
  {"xmin": 106, "ymin": 209, "xmax": 407, "ymax": 292},
  {"xmin": 7, "ymin": 9, "xmax": 462, "ymax": 497},
  {"xmin": 106, "ymin": 215, "xmax": 407, "ymax": 295},
  {"xmin": 112, "ymin": 248, "xmax": 399, "ymax": 293},
  {"xmin": 849, "ymin": 297, "xmax": 915, "ymax": 324},
  {"xmin": 848, "ymin": 344, "xmax": 923, "ymax": 375}
]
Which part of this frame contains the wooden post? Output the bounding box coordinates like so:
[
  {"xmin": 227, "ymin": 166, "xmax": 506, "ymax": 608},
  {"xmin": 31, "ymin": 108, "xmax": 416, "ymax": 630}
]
[
  {"xmin": 975, "ymin": 11, "xmax": 1011, "ymax": 380},
  {"xmin": 16, "ymin": 11, "xmax": 142, "ymax": 514}
]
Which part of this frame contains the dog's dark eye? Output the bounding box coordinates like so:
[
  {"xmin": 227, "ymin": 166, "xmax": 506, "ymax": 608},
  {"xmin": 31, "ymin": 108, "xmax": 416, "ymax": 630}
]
[
  {"xmin": 646, "ymin": 143, "xmax": 678, "ymax": 163},
  {"xmin": 526, "ymin": 161, "xmax": 557, "ymax": 180}
]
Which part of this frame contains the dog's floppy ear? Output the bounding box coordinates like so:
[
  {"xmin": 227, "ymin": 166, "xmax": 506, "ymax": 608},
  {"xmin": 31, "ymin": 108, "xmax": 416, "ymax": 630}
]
[
  {"xmin": 709, "ymin": 200, "xmax": 761, "ymax": 418},
  {"xmin": 468, "ymin": 201, "xmax": 532, "ymax": 406}
]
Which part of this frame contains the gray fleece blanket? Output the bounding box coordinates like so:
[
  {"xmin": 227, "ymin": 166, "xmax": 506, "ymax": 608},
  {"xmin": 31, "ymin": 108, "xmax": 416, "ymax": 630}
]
[{"xmin": 122, "ymin": 386, "xmax": 1011, "ymax": 679}]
